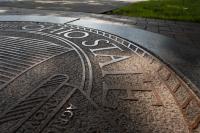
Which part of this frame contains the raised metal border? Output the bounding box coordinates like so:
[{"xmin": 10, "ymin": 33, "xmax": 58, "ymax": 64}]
[{"xmin": 0, "ymin": 15, "xmax": 79, "ymax": 24}]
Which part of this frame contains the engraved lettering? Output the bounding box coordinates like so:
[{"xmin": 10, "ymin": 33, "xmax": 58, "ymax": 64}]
[
  {"xmin": 55, "ymin": 29, "xmax": 74, "ymax": 35},
  {"xmin": 22, "ymin": 24, "xmax": 46, "ymax": 31},
  {"xmin": 64, "ymin": 31, "xmax": 89, "ymax": 38},
  {"xmin": 82, "ymin": 39, "xmax": 109, "ymax": 47},
  {"xmin": 49, "ymin": 27, "xmax": 71, "ymax": 34},
  {"xmin": 22, "ymin": 24, "xmax": 56, "ymax": 31},
  {"xmin": 50, "ymin": 104, "xmax": 77, "ymax": 131},
  {"xmin": 89, "ymin": 43, "xmax": 123, "ymax": 54},
  {"xmin": 96, "ymin": 54, "xmax": 130, "ymax": 68},
  {"xmin": 102, "ymin": 70, "xmax": 141, "ymax": 77}
]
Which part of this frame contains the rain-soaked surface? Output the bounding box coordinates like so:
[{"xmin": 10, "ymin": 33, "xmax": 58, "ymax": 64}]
[{"xmin": 0, "ymin": 21, "xmax": 199, "ymax": 133}]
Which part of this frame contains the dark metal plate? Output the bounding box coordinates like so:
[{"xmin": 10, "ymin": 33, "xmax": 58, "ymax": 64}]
[{"xmin": 0, "ymin": 22, "xmax": 199, "ymax": 133}]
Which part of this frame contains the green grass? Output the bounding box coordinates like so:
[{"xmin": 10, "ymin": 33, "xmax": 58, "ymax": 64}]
[{"xmin": 109, "ymin": 0, "xmax": 200, "ymax": 22}]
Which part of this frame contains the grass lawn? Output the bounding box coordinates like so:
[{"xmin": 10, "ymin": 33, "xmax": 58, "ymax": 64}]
[{"xmin": 109, "ymin": 0, "xmax": 200, "ymax": 22}]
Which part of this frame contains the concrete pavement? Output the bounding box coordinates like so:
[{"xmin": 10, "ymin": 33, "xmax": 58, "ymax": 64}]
[
  {"xmin": 0, "ymin": 0, "xmax": 145, "ymax": 13},
  {"xmin": 1, "ymin": 7, "xmax": 199, "ymax": 49}
]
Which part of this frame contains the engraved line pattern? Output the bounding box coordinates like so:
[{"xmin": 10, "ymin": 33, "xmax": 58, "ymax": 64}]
[
  {"xmin": 16, "ymin": 85, "xmax": 77, "ymax": 133},
  {"xmin": 0, "ymin": 75, "xmax": 69, "ymax": 132},
  {"xmin": 67, "ymin": 25, "xmax": 154, "ymax": 58},
  {"xmin": 1, "ymin": 23, "xmax": 199, "ymax": 131},
  {"xmin": 158, "ymin": 66, "xmax": 200, "ymax": 131},
  {"xmin": 67, "ymin": 24, "xmax": 200, "ymax": 131},
  {"xmin": 0, "ymin": 24, "xmax": 18, "ymax": 29},
  {"xmin": 103, "ymin": 73, "xmax": 163, "ymax": 107},
  {"xmin": 0, "ymin": 36, "xmax": 71, "ymax": 89}
]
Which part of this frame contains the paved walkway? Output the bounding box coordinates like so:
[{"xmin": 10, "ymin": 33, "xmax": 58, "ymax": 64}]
[
  {"xmin": 1, "ymin": 7, "xmax": 199, "ymax": 49},
  {"xmin": 0, "ymin": 0, "xmax": 142, "ymax": 13},
  {"xmin": 91, "ymin": 14, "xmax": 200, "ymax": 49},
  {"xmin": 1, "ymin": 0, "xmax": 198, "ymax": 48}
]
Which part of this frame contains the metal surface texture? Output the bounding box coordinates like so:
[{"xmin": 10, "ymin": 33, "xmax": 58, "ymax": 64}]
[
  {"xmin": 0, "ymin": 21, "xmax": 199, "ymax": 133},
  {"xmin": 70, "ymin": 19, "xmax": 200, "ymax": 95}
]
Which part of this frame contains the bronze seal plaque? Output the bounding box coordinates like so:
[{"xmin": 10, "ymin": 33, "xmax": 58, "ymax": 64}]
[{"xmin": 0, "ymin": 22, "xmax": 200, "ymax": 133}]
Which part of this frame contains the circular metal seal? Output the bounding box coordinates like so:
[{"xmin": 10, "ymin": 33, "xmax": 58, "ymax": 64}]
[{"xmin": 0, "ymin": 22, "xmax": 199, "ymax": 133}]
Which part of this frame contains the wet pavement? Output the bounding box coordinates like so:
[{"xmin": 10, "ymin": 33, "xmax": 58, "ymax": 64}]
[{"xmin": 0, "ymin": 21, "xmax": 199, "ymax": 133}]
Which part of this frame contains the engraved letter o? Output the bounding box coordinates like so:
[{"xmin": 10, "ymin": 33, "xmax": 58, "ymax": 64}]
[
  {"xmin": 64, "ymin": 31, "xmax": 89, "ymax": 38},
  {"xmin": 22, "ymin": 24, "xmax": 45, "ymax": 31}
]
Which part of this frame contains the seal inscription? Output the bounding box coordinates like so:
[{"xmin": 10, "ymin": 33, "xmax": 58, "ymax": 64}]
[{"xmin": 0, "ymin": 22, "xmax": 199, "ymax": 133}]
